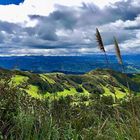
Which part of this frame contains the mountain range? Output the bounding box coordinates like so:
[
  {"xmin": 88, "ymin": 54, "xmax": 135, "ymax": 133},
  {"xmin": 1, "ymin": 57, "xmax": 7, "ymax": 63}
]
[{"xmin": 0, "ymin": 55, "xmax": 139, "ymax": 74}]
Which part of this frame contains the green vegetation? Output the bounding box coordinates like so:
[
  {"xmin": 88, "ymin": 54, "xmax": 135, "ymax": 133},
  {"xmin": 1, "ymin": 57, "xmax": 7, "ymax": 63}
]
[
  {"xmin": 11, "ymin": 75, "xmax": 29, "ymax": 85},
  {"xmin": 1, "ymin": 68, "xmax": 138, "ymax": 100},
  {"xmin": 0, "ymin": 68, "xmax": 140, "ymax": 139}
]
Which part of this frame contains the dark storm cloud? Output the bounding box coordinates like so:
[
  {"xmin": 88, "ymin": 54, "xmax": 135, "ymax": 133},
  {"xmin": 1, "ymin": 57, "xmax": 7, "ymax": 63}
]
[
  {"xmin": 106, "ymin": 0, "xmax": 140, "ymax": 21},
  {"xmin": 82, "ymin": 0, "xmax": 140, "ymax": 25},
  {"xmin": 49, "ymin": 10, "xmax": 77, "ymax": 29},
  {"xmin": 125, "ymin": 26, "xmax": 140, "ymax": 30},
  {"xmin": 0, "ymin": 0, "xmax": 140, "ymax": 55},
  {"xmin": 0, "ymin": 32, "xmax": 5, "ymax": 43},
  {"xmin": 0, "ymin": 21, "xmax": 20, "ymax": 34}
]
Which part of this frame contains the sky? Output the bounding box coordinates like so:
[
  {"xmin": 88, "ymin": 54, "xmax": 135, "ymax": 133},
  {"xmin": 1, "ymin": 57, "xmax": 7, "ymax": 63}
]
[{"xmin": 0, "ymin": 0, "xmax": 139, "ymax": 56}]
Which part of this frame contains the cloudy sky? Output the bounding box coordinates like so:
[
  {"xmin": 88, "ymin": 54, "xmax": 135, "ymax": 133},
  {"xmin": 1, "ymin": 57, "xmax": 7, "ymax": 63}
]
[{"xmin": 0, "ymin": 0, "xmax": 139, "ymax": 56}]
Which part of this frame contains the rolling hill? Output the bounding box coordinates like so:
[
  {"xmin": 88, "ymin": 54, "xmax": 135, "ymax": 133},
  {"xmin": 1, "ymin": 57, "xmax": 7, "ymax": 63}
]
[{"xmin": 0, "ymin": 68, "xmax": 139, "ymax": 101}]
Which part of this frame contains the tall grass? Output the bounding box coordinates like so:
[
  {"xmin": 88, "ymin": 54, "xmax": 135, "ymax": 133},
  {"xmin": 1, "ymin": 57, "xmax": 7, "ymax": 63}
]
[
  {"xmin": 114, "ymin": 36, "xmax": 140, "ymax": 140},
  {"xmin": 1, "ymin": 79, "xmax": 140, "ymax": 140},
  {"xmin": 95, "ymin": 29, "xmax": 120, "ymax": 107},
  {"xmin": 113, "ymin": 37, "xmax": 131, "ymax": 92},
  {"xmin": 95, "ymin": 28, "xmax": 110, "ymax": 67},
  {"xmin": 95, "ymin": 30, "xmax": 140, "ymax": 139}
]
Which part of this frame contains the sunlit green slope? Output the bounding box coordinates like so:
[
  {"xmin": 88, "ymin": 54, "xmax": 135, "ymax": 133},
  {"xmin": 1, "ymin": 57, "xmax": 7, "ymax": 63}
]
[{"xmin": 0, "ymin": 68, "xmax": 139, "ymax": 100}]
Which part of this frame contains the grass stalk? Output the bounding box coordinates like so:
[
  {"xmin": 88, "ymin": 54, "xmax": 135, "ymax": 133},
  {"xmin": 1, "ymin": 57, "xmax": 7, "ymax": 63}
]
[
  {"xmin": 114, "ymin": 36, "xmax": 139, "ymax": 140},
  {"xmin": 95, "ymin": 28, "xmax": 110, "ymax": 68}
]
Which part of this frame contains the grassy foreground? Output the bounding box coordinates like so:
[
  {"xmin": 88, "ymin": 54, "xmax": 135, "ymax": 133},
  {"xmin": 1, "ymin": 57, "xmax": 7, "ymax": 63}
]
[{"xmin": 0, "ymin": 68, "xmax": 140, "ymax": 139}]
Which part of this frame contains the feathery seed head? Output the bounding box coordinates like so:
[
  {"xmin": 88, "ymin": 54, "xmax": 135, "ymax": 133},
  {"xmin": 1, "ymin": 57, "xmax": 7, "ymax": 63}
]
[{"xmin": 95, "ymin": 28, "xmax": 105, "ymax": 53}]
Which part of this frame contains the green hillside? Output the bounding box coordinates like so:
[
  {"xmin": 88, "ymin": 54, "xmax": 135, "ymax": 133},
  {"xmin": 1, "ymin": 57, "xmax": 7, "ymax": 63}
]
[
  {"xmin": 0, "ymin": 68, "xmax": 139, "ymax": 100},
  {"xmin": 1, "ymin": 68, "xmax": 140, "ymax": 140}
]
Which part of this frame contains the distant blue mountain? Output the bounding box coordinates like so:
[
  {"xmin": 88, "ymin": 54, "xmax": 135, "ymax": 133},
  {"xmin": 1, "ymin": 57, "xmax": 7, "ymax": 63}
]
[{"xmin": 0, "ymin": 55, "xmax": 139, "ymax": 74}]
